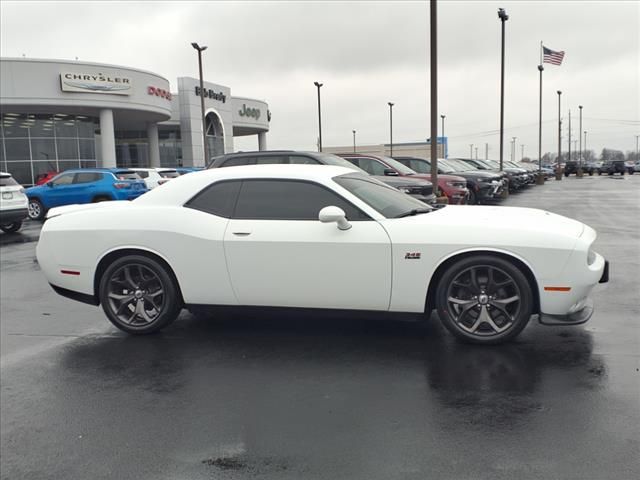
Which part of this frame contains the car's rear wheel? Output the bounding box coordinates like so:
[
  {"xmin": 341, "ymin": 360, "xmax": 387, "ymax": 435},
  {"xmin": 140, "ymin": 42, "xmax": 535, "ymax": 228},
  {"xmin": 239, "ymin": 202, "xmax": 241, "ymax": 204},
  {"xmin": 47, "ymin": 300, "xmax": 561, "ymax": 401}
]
[
  {"xmin": 435, "ymin": 255, "xmax": 533, "ymax": 344},
  {"xmin": 28, "ymin": 199, "xmax": 45, "ymax": 221},
  {"xmin": 0, "ymin": 221, "xmax": 22, "ymax": 233},
  {"xmin": 99, "ymin": 254, "xmax": 181, "ymax": 334}
]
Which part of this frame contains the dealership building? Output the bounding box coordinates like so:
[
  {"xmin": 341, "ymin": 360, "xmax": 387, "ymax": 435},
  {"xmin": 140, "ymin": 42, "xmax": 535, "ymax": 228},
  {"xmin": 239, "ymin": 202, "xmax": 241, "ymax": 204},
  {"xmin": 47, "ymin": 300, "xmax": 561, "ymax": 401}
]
[{"xmin": 0, "ymin": 57, "xmax": 270, "ymax": 185}]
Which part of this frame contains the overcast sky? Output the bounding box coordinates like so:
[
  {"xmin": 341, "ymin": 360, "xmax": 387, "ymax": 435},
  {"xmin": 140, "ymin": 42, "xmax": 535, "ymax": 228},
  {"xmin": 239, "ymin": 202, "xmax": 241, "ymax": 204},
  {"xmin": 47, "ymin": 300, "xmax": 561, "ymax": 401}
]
[{"xmin": 1, "ymin": 1, "xmax": 638, "ymax": 158}]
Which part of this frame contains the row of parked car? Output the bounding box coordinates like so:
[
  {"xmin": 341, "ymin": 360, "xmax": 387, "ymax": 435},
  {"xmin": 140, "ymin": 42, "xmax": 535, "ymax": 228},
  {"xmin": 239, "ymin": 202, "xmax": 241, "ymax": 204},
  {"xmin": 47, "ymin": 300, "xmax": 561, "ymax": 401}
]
[
  {"xmin": 1, "ymin": 152, "xmax": 546, "ymax": 233},
  {"xmin": 562, "ymin": 159, "xmax": 639, "ymax": 176}
]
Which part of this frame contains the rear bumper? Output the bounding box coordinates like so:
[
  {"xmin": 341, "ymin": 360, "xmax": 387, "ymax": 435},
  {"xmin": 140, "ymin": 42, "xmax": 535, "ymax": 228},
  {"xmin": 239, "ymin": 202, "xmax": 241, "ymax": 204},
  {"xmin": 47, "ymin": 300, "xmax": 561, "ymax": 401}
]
[
  {"xmin": 50, "ymin": 283, "xmax": 99, "ymax": 306},
  {"xmin": 0, "ymin": 208, "xmax": 28, "ymax": 224}
]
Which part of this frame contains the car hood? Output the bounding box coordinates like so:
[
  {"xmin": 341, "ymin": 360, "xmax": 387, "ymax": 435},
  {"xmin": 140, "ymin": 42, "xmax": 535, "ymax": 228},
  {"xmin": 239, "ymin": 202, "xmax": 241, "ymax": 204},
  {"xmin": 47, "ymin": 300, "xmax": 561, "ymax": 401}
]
[
  {"xmin": 392, "ymin": 205, "xmax": 585, "ymax": 241},
  {"xmin": 404, "ymin": 173, "xmax": 467, "ymax": 184},
  {"xmin": 454, "ymin": 171, "xmax": 502, "ymax": 181}
]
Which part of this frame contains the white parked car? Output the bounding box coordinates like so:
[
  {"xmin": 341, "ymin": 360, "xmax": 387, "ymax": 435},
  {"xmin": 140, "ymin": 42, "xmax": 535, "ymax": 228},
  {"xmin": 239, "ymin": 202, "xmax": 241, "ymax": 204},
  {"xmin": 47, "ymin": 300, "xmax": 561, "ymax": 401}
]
[
  {"xmin": 0, "ymin": 172, "xmax": 29, "ymax": 233},
  {"xmin": 129, "ymin": 168, "xmax": 180, "ymax": 189},
  {"xmin": 36, "ymin": 165, "xmax": 608, "ymax": 344}
]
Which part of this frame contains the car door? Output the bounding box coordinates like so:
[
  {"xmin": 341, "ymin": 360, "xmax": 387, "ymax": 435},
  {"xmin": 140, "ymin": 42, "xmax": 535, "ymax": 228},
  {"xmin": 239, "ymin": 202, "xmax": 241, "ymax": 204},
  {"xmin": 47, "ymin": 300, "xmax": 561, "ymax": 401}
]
[
  {"xmin": 223, "ymin": 179, "xmax": 392, "ymax": 310},
  {"xmin": 73, "ymin": 172, "xmax": 103, "ymax": 202},
  {"xmin": 45, "ymin": 172, "xmax": 77, "ymax": 207}
]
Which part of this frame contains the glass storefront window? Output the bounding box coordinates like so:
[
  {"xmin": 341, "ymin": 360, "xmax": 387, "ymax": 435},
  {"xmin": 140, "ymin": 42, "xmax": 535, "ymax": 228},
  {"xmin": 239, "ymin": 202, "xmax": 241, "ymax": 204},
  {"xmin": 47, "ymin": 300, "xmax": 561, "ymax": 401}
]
[
  {"xmin": 79, "ymin": 139, "xmax": 95, "ymax": 159},
  {"xmin": 54, "ymin": 118, "xmax": 78, "ymax": 138},
  {"xmin": 5, "ymin": 161, "xmax": 33, "ymax": 186},
  {"xmin": 80, "ymin": 160, "xmax": 98, "ymax": 169},
  {"xmin": 57, "ymin": 160, "xmax": 81, "ymax": 173},
  {"xmin": 4, "ymin": 138, "xmax": 30, "ymax": 160},
  {"xmin": 32, "ymin": 161, "xmax": 59, "ymax": 181},
  {"xmin": 56, "ymin": 138, "xmax": 79, "ymax": 160},
  {"xmin": 30, "ymin": 138, "xmax": 57, "ymax": 161}
]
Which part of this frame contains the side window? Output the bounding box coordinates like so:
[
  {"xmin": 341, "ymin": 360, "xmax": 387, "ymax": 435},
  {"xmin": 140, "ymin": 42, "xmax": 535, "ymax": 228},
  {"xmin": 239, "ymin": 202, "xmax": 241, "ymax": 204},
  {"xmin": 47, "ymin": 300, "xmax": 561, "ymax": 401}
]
[
  {"xmin": 185, "ymin": 180, "xmax": 241, "ymax": 218},
  {"xmin": 288, "ymin": 155, "xmax": 320, "ymax": 165},
  {"xmin": 233, "ymin": 180, "xmax": 370, "ymax": 221},
  {"xmin": 51, "ymin": 173, "xmax": 74, "ymax": 186},
  {"xmin": 74, "ymin": 172, "xmax": 103, "ymax": 184},
  {"xmin": 222, "ymin": 157, "xmax": 256, "ymax": 167},
  {"xmin": 136, "ymin": 171, "xmax": 149, "ymax": 179},
  {"xmin": 410, "ymin": 160, "xmax": 429, "ymax": 174},
  {"xmin": 356, "ymin": 158, "xmax": 388, "ymax": 176}
]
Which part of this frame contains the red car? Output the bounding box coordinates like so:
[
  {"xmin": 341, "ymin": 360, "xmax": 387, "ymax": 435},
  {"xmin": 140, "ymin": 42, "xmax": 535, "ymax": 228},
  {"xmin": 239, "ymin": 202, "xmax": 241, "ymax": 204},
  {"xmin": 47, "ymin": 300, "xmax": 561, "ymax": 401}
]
[
  {"xmin": 338, "ymin": 154, "xmax": 469, "ymax": 204},
  {"xmin": 35, "ymin": 171, "xmax": 59, "ymax": 186}
]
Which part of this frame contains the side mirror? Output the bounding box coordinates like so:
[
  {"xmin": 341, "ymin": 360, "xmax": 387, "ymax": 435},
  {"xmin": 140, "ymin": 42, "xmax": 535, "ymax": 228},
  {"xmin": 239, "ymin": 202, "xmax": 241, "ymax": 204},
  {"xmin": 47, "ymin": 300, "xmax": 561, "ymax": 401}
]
[
  {"xmin": 383, "ymin": 168, "xmax": 399, "ymax": 176},
  {"xmin": 46, "ymin": 182, "xmax": 54, "ymax": 187},
  {"xmin": 319, "ymin": 206, "xmax": 351, "ymax": 231}
]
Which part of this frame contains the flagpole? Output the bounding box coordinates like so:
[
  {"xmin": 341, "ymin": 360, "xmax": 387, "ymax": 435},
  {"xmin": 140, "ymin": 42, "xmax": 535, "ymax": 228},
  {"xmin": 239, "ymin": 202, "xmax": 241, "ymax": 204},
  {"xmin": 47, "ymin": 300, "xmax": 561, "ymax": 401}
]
[{"xmin": 537, "ymin": 41, "xmax": 544, "ymax": 182}]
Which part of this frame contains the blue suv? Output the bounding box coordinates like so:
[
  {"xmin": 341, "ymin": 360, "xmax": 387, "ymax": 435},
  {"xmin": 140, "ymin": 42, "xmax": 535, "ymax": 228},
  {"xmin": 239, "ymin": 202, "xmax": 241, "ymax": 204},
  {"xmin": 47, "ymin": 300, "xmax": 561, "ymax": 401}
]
[{"xmin": 26, "ymin": 168, "xmax": 148, "ymax": 220}]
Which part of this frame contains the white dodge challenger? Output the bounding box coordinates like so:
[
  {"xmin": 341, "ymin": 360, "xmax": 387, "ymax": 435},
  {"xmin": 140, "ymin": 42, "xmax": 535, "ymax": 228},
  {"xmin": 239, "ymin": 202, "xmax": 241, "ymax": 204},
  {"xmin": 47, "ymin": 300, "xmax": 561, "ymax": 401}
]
[{"xmin": 36, "ymin": 165, "xmax": 609, "ymax": 344}]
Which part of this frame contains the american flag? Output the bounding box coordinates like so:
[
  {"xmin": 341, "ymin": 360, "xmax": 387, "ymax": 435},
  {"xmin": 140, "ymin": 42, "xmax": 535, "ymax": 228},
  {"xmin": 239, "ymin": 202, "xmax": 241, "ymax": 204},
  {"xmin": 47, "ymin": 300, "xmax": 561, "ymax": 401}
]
[{"xmin": 543, "ymin": 46, "xmax": 565, "ymax": 65}]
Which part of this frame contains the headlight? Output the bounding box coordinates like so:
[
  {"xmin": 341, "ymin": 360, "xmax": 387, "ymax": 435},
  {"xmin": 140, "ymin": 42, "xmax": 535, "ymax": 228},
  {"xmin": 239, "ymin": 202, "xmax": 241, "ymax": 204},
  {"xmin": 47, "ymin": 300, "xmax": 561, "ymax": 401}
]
[{"xmin": 587, "ymin": 250, "xmax": 596, "ymax": 265}]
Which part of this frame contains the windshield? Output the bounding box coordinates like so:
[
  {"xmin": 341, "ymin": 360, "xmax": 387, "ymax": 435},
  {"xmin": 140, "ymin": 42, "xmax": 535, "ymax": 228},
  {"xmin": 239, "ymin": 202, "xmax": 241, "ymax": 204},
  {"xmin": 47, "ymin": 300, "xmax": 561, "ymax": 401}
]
[
  {"xmin": 484, "ymin": 159, "xmax": 501, "ymax": 169},
  {"xmin": 377, "ymin": 156, "xmax": 418, "ymax": 175},
  {"xmin": 333, "ymin": 173, "xmax": 432, "ymax": 219},
  {"xmin": 434, "ymin": 159, "xmax": 457, "ymax": 173},
  {"xmin": 316, "ymin": 153, "xmax": 368, "ymax": 174}
]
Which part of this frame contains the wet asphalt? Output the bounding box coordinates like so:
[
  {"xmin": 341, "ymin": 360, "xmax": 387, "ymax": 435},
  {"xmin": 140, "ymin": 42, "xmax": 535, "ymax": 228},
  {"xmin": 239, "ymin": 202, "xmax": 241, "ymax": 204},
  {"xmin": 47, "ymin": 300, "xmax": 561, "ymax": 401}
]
[{"xmin": 1, "ymin": 174, "xmax": 639, "ymax": 480}]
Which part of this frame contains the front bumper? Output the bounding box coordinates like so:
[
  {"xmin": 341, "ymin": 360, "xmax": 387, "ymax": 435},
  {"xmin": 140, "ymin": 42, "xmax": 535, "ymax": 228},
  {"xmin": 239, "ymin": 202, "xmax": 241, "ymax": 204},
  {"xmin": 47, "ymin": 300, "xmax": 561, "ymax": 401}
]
[
  {"xmin": 539, "ymin": 298, "xmax": 594, "ymax": 326},
  {"xmin": 410, "ymin": 193, "xmax": 437, "ymax": 205},
  {"xmin": 0, "ymin": 207, "xmax": 29, "ymax": 225}
]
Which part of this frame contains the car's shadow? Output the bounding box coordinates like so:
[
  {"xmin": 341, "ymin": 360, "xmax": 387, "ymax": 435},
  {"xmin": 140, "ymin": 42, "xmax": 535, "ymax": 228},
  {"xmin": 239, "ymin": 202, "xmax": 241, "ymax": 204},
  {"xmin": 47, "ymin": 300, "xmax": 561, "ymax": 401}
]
[{"xmin": 60, "ymin": 309, "xmax": 605, "ymax": 421}]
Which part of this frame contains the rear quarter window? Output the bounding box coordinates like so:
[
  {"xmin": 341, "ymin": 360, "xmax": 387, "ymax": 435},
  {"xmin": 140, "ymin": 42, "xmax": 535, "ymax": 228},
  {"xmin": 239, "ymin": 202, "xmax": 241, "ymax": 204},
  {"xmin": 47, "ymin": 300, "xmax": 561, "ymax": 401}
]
[{"xmin": 0, "ymin": 176, "xmax": 18, "ymax": 187}]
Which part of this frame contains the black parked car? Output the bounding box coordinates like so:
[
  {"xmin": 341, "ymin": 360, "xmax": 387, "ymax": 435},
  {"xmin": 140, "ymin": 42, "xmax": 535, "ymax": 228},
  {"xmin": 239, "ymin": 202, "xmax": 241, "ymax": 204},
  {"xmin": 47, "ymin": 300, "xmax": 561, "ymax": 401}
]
[
  {"xmin": 598, "ymin": 160, "xmax": 629, "ymax": 175},
  {"xmin": 208, "ymin": 150, "xmax": 437, "ymax": 204}
]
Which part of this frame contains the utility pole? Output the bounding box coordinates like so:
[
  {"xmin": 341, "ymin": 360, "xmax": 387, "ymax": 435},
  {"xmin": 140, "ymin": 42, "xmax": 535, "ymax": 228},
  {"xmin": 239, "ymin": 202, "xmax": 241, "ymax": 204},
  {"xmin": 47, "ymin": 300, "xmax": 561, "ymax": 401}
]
[{"xmin": 557, "ymin": 90, "xmax": 562, "ymax": 179}]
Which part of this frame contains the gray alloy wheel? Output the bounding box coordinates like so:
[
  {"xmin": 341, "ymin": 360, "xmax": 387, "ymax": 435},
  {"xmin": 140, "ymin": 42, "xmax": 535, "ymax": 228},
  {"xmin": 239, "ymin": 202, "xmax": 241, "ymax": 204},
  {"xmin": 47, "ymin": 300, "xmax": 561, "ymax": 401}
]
[
  {"xmin": 99, "ymin": 255, "xmax": 181, "ymax": 334},
  {"xmin": 28, "ymin": 199, "xmax": 45, "ymax": 221},
  {"xmin": 0, "ymin": 221, "xmax": 22, "ymax": 233},
  {"xmin": 436, "ymin": 255, "xmax": 533, "ymax": 344}
]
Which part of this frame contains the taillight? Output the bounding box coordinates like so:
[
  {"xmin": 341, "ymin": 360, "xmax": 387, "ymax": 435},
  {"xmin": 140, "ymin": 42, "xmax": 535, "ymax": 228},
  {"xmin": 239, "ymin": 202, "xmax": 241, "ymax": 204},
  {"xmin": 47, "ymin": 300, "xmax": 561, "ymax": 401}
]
[{"xmin": 114, "ymin": 182, "xmax": 130, "ymax": 189}]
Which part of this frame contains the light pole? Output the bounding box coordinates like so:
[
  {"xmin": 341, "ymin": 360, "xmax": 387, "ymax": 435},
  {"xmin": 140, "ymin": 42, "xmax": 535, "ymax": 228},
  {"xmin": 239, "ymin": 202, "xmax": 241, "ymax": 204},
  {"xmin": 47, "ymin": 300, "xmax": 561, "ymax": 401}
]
[
  {"xmin": 388, "ymin": 102, "xmax": 394, "ymax": 157},
  {"xmin": 485, "ymin": 143, "xmax": 489, "ymax": 160},
  {"xmin": 578, "ymin": 105, "xmax": 583, "ymax": 176},
  {"xmin": 584, "ymin": 130, "xmax": 588, "ymax": 159},
  {"xmin": 557, "ymin": 91, "xmax": 562, "ymax": 179},
  {"xmin": 314, "ymin": 81, "xmax": 323, "ymax": 152},
  {"xmin": 440, "ymin": 114, "xmax": 445, "ymax": 158},
  {"xmin": 352, "ymin": 130, "xmax": 356, "ymax": 153},
  {"xmin": 191, "ymin": 42, "xmax": 208, "ymax": 164},
  {"xmin": 636, "ymin": 134, "xmax": 639, "ymax": 162},
  {"xmin": 475, "ymin": 147, "xmax": 478, "ymax": 160},
  {"xmin": 521, "ymin": 144, "xmax": 525, "ymax": 161},
  {"xmin": 469, "ymin": 143, "xmax": 473, "ymax": 158},
  {"xmin": 511, "ymin": 136, "xmax": 517, "ymax": 162},
  {"xmin": 498, "ymin": 7, "xmax": 509, "ymax": 171},
  {"xmin": 429, "ymin": 0, "xmax": 438, "ymax": 190}
]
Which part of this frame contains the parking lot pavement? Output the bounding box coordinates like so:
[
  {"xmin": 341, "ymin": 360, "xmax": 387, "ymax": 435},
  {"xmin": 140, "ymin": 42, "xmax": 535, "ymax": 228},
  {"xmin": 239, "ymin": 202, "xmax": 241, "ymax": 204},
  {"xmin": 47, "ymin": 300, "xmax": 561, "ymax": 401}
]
[
  {"xmin": 0, "ymin": 219, "xmax": 42, "ymax": 246},
  {"xmin": 1, "ymin": 175, "xmax": 639, "ymax": 480}
]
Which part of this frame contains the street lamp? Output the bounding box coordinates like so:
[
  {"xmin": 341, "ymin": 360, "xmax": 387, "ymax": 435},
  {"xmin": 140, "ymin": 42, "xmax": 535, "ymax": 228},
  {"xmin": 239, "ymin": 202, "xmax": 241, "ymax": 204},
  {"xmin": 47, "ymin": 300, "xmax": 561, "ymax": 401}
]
[
  {"xmin": 584, "ymin": 131, "xmax": 588, "ymax": 159},
  {"xmin": 469, "ymin": 143, "xmax": 473, "ymax": 158},
  {"xmin": 352, "ymin": 130, "xmax": 356, "ymax": 153},
  {"xmin": 498, "ymin": 7, "xmax": 509, "ymax": 171},
  {"xmin": 521, "ymin": 144, "xmax": 525, "ymax": 161},
  {"xmin": 557, "ymin": 90, "xmax": 562, "ymax": 179},
  {"xmin": 511, "ymin": 136, "xmax": 517, "ymax": 162},
  {"xmin": 314, "ymin": 81, "xmax": 323, "ymax": 152},
  {"xmin": 388, "ymin": 102, "xmax": 394, "ymax": 157},
  {"xmin": 191, "ymin": 42, "xmax": 208, "ymax": 164},
  {"xmin": 578, "ymin": 105, "xmax": 583, "ymax": 176}
]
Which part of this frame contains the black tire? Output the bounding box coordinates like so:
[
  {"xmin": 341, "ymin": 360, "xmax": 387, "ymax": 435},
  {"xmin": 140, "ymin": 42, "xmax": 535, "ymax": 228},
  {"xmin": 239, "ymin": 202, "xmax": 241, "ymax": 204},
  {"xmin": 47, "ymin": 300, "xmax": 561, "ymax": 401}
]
[
  {"xmin": 564, "ymin": 172, "xmax": 569, "ymax": 177},
  {"xmin": 99, "ymin": 254, "xmax": 182, "ymax": 334},
  {"xmin": 28, "ymin": 198, "xmax": 45, "ymax": 221},
  {"xmin": 588, "ymin": 171, "xmax": 593, "ymax": 176},
  {"xmin": 92, "ymin": 196, "xmax": 112, "ymax": 203},
  {"xmin": 435, "ymin": 255, "xmax": 533, "ymax": 345},
  {"xmin": 0, "ymin": 221, "xmax": 22, "ymax": 233}
]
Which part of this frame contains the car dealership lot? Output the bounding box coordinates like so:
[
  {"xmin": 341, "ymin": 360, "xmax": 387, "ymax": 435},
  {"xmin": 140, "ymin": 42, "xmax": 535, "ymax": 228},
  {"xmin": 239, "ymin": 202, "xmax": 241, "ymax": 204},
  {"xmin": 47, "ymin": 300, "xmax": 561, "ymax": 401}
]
[{"xmin": 1, "ymin": 175, "xmax": 639, "ymax": 479}]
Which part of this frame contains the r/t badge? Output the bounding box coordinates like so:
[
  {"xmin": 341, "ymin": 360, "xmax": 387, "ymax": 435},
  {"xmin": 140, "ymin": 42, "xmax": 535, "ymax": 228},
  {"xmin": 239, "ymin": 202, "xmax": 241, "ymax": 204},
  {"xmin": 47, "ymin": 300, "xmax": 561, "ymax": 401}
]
[{"xmin": 405, "ymin": 252, "xmax": 421, "ymax": 260}]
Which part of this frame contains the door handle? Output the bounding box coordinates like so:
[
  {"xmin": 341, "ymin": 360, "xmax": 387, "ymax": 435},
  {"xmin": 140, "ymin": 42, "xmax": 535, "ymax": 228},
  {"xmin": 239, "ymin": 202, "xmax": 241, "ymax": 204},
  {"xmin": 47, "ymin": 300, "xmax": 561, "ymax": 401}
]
[{"xmin": 232, "ymin": 232, "xmax": 252, "ymax": 236}]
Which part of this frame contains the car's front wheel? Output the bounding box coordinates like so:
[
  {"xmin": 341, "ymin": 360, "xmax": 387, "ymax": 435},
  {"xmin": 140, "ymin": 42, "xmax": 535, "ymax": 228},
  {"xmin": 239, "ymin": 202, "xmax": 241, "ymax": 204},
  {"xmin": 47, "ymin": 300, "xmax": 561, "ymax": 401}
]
[
  {"xmin": 435, "ymin": 255, "xmax": 533, "ymax": 344},
  {"xmin": 0, "ymin": 221, "xmax": 22, "ymax": 233},
  {"xmin": 28, "ymin": 199, "xmax": 45, "ymax": 221},
  {"xmin": 99, "ymin": 254, "xmax": 181, "ymax": 334}
]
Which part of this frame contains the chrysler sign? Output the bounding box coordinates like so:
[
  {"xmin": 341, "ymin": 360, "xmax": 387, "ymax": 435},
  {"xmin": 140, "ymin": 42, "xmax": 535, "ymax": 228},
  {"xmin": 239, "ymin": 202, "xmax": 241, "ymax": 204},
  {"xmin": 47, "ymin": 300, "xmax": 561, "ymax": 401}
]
[{"xmin": 60, "ymin": 72, "xmax": 132, "ymax": 95}]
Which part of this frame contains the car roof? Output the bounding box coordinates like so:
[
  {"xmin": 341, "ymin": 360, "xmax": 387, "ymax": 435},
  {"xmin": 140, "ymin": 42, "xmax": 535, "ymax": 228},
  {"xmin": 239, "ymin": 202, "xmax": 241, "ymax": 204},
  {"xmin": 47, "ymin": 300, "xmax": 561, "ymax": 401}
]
[
  {"xmin": 55, "ymin": 168, "xmax": 134, "ymax": 174},
  {"xmin": 134, "ymin": 164, "xmax": 358, "ymax": 206}
]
